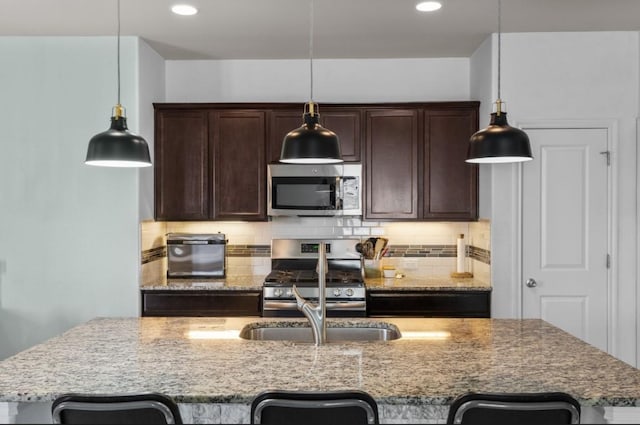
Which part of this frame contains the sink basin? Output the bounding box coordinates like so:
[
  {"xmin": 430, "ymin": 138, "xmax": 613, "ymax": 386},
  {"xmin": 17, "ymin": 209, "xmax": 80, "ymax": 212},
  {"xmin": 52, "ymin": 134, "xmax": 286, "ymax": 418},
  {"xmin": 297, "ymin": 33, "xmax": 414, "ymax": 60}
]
[{"xmin": 239, "ymin": 321, "xmax": 401, "ymax": 343}]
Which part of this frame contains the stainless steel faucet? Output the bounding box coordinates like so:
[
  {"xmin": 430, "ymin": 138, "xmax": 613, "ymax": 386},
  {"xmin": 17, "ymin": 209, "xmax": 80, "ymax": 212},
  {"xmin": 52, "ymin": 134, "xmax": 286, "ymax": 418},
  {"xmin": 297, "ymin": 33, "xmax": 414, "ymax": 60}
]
[{"xmin": 292, "ymin": 241, "xmax": 327, "ymax": 345}]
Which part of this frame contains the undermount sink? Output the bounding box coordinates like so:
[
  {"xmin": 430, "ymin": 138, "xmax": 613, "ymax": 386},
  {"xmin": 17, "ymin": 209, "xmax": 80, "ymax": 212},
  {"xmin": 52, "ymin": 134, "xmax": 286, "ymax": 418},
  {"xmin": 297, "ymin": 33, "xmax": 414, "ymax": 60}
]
[{"xmin": 239, "ymin": 321, "xmax": 401, "ymax": 343}]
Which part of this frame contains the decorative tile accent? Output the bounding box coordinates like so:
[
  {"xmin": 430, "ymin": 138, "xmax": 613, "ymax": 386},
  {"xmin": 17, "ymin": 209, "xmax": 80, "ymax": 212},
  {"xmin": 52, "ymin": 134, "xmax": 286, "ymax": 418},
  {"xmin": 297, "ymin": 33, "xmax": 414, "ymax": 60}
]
[
  {"xmin": 141, "ymin": 246, "xmax": 166, "ymax": 264},
  {"xmin": 141, "ymin": 245, "xmax": 271, "ymax": 265},
  {"xmin": 385, "ymin": 244, "xmax": 491, "ymax": 265},
  {"xmin": 226, "ymin": 245, "xmax": 270, "ymax": 257},
  {"xmin": 141, "ymin": 243, "xmax": 490, "ymax": 267},
  {"xmin": 385, "ymin": 245, "xmax": 458, "ymax": 258},
  {"xmin": 469, "ymin": 245, "xmax": 491, "ymax": 265}
]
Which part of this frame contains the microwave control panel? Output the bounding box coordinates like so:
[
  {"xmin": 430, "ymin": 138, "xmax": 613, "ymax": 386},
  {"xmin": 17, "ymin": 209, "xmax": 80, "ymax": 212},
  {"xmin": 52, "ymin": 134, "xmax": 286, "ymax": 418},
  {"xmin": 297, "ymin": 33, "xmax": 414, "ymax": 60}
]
[{"xmin": 342, "ymin": 177, "xmax": 360, "ymax": 210}]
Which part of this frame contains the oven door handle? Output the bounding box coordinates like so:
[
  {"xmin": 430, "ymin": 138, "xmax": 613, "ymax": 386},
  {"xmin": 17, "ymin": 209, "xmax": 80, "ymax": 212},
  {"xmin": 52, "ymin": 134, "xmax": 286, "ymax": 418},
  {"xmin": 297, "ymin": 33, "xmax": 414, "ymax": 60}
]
[
  {"xmin": 326, "ymin": 301, "xmax": 367, "ymax": 310},
  {"xmin": 263, "ymin": 301, "xmax": 299, "ymax": 310},
  {"xmin": 263, "ymin": 301, "xmax": 367, "ymax": 310}
]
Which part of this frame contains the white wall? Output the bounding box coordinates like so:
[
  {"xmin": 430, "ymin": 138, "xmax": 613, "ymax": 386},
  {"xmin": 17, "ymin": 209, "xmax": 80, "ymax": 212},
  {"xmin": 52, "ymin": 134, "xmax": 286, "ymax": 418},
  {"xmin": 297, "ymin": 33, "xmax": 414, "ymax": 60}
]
[
  {"xmin": 484, "ymin": 32, "xmax": 639, "ymax": 364},
  {"xmin": 0, "ymin": 37, "xmax": 142, "ymax": 360},
  {"xmin": 469, "ymin": 36, "xmax": 494, "ymax": 220},
  {"xmin": 138, "ymin": 39, "xmax": 166, "ymax": 221},
  {"xmin": 165, "ymin": 58, "xmax": 470, "ymax": 102},
  {"xmin": 470, "ymin": 35, "xmax": 522, "ymax": 320}
]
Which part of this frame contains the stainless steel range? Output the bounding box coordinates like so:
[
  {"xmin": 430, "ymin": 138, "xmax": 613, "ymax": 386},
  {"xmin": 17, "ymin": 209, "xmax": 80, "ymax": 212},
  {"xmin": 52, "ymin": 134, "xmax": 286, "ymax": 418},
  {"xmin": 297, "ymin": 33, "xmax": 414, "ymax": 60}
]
[{"xmin": 262, "ymin": 239, "xmax": 366, "ymax": 317}]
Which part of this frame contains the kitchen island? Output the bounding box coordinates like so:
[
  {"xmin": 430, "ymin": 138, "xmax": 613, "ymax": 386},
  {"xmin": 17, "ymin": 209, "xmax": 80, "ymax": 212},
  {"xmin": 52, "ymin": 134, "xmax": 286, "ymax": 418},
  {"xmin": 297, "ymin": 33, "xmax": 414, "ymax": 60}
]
[{"xmin": 2, "ymin": 317, "xmax": 638, "ymax": 424}]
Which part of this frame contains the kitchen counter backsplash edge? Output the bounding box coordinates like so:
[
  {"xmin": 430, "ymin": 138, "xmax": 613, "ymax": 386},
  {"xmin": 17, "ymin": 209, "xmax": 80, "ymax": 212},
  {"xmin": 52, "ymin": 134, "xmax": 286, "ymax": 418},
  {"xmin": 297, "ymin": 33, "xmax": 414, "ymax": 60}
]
[{"xmin": 142, "ymin": 243, "xmax": 490, "ymax": 263}]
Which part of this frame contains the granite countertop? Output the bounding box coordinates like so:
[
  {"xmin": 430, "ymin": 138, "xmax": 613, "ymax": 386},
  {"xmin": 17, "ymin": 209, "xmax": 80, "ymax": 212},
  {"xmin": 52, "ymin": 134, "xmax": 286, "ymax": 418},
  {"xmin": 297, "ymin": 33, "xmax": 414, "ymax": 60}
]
[
  {"xmin": 365, "ymin": 276, "xmax": 491, "ymax": 291},
  {"xmin": 0, "ymin": 317, "xmax": 638, "ymax": 407},
  {"xmin": 141, "ymin": 275, "xmax": 264, "ymax": 291},
  {"xmin": 141, "ymin": 274, "xmax": 491, "ymax": 292}
]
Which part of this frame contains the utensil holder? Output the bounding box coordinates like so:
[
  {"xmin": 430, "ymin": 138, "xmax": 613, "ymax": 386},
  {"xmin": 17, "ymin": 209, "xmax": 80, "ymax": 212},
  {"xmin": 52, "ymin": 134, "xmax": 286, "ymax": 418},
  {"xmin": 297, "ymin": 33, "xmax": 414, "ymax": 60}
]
[{"xmin": 364, "ymin": 260, "xmax": 382, "ymax": 278}]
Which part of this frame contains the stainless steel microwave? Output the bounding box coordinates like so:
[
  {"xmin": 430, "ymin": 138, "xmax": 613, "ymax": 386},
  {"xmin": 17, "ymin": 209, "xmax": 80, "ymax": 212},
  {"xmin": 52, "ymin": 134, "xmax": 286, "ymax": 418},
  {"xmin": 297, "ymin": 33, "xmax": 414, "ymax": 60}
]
[{"xmin": 267, "ymin": 163, "xmax": 362, "ymax": 216}]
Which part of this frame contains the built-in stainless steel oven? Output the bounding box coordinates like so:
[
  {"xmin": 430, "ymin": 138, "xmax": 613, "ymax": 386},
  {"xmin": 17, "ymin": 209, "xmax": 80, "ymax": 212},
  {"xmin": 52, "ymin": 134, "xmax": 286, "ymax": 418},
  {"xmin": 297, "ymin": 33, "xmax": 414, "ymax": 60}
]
[
  {"xmin": 267, "ymin": 163, "xmax": 362, "ymax": 216},
  {"xmin": 166, "ymin": 233, "xmax": 226, "ymax": 278},
  {"xmin": 262, "ymin": 238, "xmax": 366, "ymax": 317}
]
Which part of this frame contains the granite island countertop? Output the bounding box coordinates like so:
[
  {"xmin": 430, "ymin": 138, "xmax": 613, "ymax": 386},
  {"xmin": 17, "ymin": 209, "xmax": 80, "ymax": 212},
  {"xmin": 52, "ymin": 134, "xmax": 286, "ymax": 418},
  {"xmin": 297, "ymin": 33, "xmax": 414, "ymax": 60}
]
[{"xmin": 0, "ymin": 317, "xmax": 637, "ymax": 409}]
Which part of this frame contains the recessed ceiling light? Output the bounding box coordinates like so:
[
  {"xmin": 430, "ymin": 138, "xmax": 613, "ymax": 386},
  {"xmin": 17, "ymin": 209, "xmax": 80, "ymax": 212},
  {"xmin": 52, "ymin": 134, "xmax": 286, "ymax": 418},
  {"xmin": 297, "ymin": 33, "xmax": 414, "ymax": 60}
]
[
  {"xmin": 171, "ymin": 4, "xmax": 198, "ymax": 16},
  {"xmin": 416, "ymin": 1, "xmax": 442, "ymax": 12}
]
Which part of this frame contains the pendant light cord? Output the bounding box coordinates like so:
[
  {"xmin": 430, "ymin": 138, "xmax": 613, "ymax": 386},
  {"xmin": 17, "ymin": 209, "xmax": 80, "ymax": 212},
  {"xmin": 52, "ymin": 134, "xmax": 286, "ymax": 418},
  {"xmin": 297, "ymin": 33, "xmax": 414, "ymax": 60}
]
[
  {"xmin": 117, "ymin": 0, "xmax": 121, "ymax": 107},
  {"xmin": 497, "ymin": 0, "xmax": 501, "ymax": 101},
  {"xmin": 309, "ymin": 0, "xmax": 314, "ymax": 103}
]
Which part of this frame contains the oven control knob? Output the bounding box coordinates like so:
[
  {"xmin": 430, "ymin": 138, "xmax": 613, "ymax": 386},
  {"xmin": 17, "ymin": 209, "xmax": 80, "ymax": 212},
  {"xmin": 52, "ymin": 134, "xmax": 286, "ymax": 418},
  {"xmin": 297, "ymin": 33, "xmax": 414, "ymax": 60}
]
[
  {"xmin": 274, "ymin": 288, "xmax": 283, "ymax": 297},
  {"xmin": 286, "ymin": 289, "xmax": 293, "ymax": 297},
  {"xmin": 345, "ymin": 288, "xmax": 354, "ymax": 297},
  {"xmin": 333, "ymin": 288, "xmax": 342, "ymax": 297}
]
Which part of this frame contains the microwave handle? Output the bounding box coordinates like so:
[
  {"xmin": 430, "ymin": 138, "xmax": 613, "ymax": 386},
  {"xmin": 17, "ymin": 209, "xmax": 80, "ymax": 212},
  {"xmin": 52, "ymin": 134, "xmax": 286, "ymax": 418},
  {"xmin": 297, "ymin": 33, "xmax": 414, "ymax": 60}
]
[{"xmin": 337, "ymin": 177, "xmax": 343, "ymax": 210}]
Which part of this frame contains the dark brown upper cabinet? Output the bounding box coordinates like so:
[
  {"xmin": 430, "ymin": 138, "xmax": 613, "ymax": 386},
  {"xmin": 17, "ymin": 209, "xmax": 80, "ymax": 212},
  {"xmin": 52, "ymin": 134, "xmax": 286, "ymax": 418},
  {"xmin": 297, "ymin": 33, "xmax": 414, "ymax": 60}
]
[
  {"xmin": 267, "ymin": 107, "xmax": 362, "ymax": 164},
  {"xmin": 365, "ymin": 108, "xmax": 420, "ymax": 220},
  {"xmin": 155, "ymin": 109, "xmax": 209, "ymax": 220},
  {"xmin": 155, "ymin": 102, "xmax": 478, "ymax": 222},
  {"xmin": 155, "ymin": 105, "xmax": 267, "ymax": 221},
  {"xmin": 319, "ymin": 107, "xmax": 362, "ymax": 163},
  {"xmin": 363, "ymin": 103, "xmax": 479, "ymax": 221},
  {"xmin": 209, "ymin": 110, "xmax": 267, "ymax": 221},
  {"xmin": 267, "ymin": 109, "xmax": 302, "ymax": 164},
  {"xmin": 423, "ymin": 107, "xmax": 478, "ymax": 220}
]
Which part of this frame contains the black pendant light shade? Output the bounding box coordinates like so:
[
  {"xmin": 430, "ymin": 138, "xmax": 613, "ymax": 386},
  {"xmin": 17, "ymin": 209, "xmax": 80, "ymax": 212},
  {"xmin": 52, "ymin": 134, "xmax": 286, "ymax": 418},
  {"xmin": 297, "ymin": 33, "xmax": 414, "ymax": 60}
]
[
  {"xmin": 279, "ymin": 0, "xmax": 343, "ymax": 164},
  {"xmin": 466, "ymin": 0, "xmax": 533, "ymax": 164},
  {"xmin": 86, "ymin": 107, "xmax": 152, "ymax": 167},
  {"xmin": 280, "ymin": 103, "xmax": 342, "ymax": 164},
  {"xmin": 466, "ymin": 110, "xmax": 532, "ymax": 164},
  {"xmin": 86, "ymin": 0, "xmax": 151, "ymax": 168}
]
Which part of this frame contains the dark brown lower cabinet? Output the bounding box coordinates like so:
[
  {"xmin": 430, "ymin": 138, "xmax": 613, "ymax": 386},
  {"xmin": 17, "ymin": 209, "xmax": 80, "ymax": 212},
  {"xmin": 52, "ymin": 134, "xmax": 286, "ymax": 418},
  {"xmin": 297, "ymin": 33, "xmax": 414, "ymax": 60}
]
[
  {"xmin": 142, "ymin": 290, "xmax": 262, "ymax": 317},
  {"xmin": 367, "ymin": 290, "xmax": 490, "ymax": 318}
]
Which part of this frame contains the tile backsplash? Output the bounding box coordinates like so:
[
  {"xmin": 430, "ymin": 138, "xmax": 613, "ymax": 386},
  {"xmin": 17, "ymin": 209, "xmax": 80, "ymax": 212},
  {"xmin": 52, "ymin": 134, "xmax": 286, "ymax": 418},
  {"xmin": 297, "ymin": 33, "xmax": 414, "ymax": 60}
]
[{"xmin": 141, "ymin": 218, "xmax": 491, "ymax": 284}]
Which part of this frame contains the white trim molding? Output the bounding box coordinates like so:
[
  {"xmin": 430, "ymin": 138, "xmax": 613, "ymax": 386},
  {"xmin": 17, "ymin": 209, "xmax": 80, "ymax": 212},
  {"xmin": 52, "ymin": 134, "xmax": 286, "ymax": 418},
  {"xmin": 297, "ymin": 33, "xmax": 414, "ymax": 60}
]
[{"xmin": 0, "ymin": 402, "xmax": 18, "ymax": 424}]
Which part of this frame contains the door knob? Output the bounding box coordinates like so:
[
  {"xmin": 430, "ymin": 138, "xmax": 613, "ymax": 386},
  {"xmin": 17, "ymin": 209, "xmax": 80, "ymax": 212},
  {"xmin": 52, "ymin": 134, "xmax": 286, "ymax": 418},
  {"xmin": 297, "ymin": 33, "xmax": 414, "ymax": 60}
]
[{"xmin": 525, "ymin": 278, "xmax": 537, "ymax": 288}]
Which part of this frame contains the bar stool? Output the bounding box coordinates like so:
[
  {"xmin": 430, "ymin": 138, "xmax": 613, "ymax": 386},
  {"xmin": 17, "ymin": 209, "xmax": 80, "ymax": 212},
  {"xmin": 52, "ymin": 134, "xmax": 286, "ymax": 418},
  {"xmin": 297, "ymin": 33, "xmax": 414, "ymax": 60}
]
[
  {"xmin": 251, "ymin": 390, "xmax": 379, "ymax": 424},
  {"xmin": 446, "ymin": 392, "xmax": 580, "ymax": 424},
  {"xmin": 51, "ymin": 393, "xmax": 183, "ymax": 424}
]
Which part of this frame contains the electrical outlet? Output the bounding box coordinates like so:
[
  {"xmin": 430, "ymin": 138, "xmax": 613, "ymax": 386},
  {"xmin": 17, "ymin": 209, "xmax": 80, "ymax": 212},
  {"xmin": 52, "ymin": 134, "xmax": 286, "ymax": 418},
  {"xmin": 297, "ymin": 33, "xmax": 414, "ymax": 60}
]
[{"xmin": 404, "ymin": 259, "xmax": 418, "ymax": 269}]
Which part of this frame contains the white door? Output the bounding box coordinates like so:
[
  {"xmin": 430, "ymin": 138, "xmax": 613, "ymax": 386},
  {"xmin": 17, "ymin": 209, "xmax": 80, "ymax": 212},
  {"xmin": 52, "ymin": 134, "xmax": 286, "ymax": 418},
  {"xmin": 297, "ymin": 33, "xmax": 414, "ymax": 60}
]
[{"xmin": 522, "ymin": 126, "xmax": 609, "ymax": 352}]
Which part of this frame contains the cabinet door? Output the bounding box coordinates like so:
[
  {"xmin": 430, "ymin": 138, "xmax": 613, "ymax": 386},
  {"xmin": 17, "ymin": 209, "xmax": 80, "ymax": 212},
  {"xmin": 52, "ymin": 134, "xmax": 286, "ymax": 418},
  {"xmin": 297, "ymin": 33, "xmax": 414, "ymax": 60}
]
[
  {"xmin": 210, "ymin": 110, "xmax": 267, "ymax": 221},
  {"xmin": 142, "ymin": 291, "xmax": 262, "ymax": 317},
  {"xmin": 365, "ymin": 109, "xmax": 420, "ymax": 220},
  {"xmin": 423, "ymin": 108, "xmax": 478, "ymax": 220},
  {"xmin": 267, "ymin": 109, "xmax": 302, "ymax": 163},
  {"xmin": 319, "ymin": 108, "xmax": 362, "ymax": 163},
  {"xmin": 268, "ymin": 108, "xmax": 362, "ymax": 163},
  {"xmin": 367, "ymin": 291, "xmax": 490, "ymax": 317},
  {"xmin": 155, "ymin": 110, "xmax": 209, "ymax": 220}
]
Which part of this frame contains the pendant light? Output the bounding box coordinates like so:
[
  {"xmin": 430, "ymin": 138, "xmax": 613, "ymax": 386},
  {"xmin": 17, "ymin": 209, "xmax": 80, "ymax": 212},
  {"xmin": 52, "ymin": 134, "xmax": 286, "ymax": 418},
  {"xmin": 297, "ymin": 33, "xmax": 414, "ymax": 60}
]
[
  {"xmin": 280, "ymin": 0, "xmax": 342, "ymax": 164},
  {"xmin": 85, "ymin": 0, "xmax": 152, "ymax": 168},
  {"xmin": 466, "ymin": 0, "xmax": 532, "ymax": 164}
]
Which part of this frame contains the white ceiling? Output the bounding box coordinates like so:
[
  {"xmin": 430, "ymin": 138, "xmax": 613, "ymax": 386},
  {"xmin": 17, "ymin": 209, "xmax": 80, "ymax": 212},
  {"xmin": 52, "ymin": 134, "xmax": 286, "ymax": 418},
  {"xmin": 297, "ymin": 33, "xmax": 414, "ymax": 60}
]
[{"xmin": 2, "ymin": 0, "xmax": 640, "ymax": 60}]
